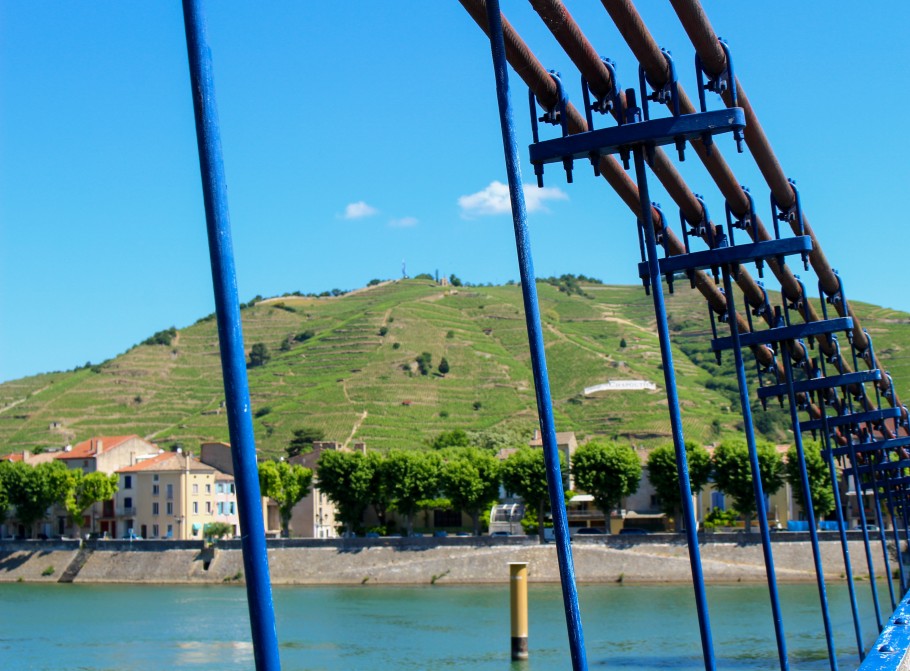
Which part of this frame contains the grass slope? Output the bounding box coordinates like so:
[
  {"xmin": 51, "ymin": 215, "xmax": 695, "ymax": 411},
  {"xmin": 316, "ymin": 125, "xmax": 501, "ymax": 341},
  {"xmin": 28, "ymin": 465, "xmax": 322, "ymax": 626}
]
[{"xmin": 1, "ymin": 279, "xmax": 908, "ymax": 458}]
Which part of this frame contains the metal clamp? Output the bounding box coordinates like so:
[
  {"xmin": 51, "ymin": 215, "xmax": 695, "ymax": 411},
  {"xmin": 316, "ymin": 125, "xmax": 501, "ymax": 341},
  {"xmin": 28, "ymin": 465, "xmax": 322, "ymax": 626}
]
[
  {"xmin": 638, "ymin": 49, "xmax": 685, "ymax": 160},
  {"xmin": 582, "ymin": 58, "xmax": 623, "ymax": 177},
  {"xmin": 528, "ymin": 70, "xmax": 571, "ymax": 187},
  {"xmin": 695, "ymin": 38, "xmax": 743, "ymax": 152},
  {"xmin": 770, "ymin": 178, "xmax": 808, "ymax": 270}
]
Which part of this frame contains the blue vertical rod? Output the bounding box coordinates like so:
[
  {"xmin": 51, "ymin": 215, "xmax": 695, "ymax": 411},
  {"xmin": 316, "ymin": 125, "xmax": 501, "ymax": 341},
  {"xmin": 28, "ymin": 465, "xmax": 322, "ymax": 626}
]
[
  {"xmin": 863, "ymin": 448, "xmax": 898, "ymax": 610},
  {"xmin": 819, "ymin": 417, "xmax": 866, "ymax": 658},
  {"xmin": 845, "ymin": 438, "xmax": 886, "ymax": 626},
  {"xmin": 482, "ymin": 3, "xmax": 587, "ymax": 669},
  {"xmin": 779, "ymin": 344, "xmax": 838, "ymax": 670},
  {"xmin": 718, "ymin": 267, "xmax": 789, "ymax": 671},
  {"xmin": 881, "ymin": 469, "xmax": 907, "ymax": 592},
  {"xmin": 182, "ymin": 2, "xmax": 281, "ymax": 670},
  {"xmin": 632, "ymin": 142, "xmax": 716, "ymax": 671}
]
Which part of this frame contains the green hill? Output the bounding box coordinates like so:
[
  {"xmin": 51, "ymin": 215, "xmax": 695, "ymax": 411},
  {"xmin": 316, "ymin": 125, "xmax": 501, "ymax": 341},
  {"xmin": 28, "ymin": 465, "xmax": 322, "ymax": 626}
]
[{"xmin": 2, "ymin": 278, "xmax": 909, "ymax": 458}]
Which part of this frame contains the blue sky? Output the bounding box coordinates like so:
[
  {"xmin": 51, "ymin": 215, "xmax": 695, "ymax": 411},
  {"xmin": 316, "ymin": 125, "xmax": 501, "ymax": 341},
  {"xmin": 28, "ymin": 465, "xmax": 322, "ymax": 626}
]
[{"xmin": 2, "ymin": 2, "xmax": 909, "ymax": 383}]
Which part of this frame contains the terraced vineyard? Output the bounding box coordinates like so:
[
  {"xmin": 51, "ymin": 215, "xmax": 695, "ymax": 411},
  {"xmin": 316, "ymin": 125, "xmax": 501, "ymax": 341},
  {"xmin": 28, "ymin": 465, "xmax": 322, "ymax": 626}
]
[{"xmin": 2, "ymin": 279, "xmax": 908, "ymax": 458}]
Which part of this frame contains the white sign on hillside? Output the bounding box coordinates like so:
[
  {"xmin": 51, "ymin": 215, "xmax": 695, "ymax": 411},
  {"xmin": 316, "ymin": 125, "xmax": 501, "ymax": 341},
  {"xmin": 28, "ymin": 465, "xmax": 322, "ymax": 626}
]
[{"xmin": 584, "ymin": 380, "xmax": 657, "ymax": 395}]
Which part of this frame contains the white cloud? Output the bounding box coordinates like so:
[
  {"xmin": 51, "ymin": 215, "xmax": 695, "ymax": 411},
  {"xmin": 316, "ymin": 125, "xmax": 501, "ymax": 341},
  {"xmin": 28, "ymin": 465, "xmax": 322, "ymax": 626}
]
[
  {"xmin": 342, "ymin": 201, "xmax": 378, "ymax": 219},
  {"xmin": 389, "ymin": 216, "xmax": 418, "ymax": 228},
  {"xmin": 457, "ymin": 180, "xmax": 568, "ymax": 218}
]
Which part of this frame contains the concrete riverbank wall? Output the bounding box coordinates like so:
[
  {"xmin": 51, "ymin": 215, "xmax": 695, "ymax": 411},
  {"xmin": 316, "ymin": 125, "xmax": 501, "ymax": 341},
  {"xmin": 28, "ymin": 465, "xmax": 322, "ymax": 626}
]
[{"xmin": 0, "ymin": 533, "xmax": 896, "ymax": 585}]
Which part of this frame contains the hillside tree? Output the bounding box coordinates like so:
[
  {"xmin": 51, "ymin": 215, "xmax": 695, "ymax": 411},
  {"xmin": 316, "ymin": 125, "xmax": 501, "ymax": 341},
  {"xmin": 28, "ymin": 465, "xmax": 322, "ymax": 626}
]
[
  {"xmin": 249, "ymin": 343, "xmax": 271, "ymax": 368},
  {"xmin": 441, "ymin": 448, "xmax": 501, "ymax": 535},
  {"xmin": 572, "ymin": 440, "xmax": 642, "ymax": 525},
  {"xmin": 258, "ymin": 461, "xmax": 313, "ymax": 537},
  {"xmin": 317, "ymin": 450, "xmax": 374, "ymax": 536},
  {"xmin": 381, "ymin": 450, "xmax": 441, "ymax": 536},
  {"xmin": 501, "ymin": 447, "xmax": 566, "ymax": 542},
  {"xmin": 785, "ymin": 441, "xmax": 835, "ymax": 523},
  {"xmin": 428, "ymin": 429, "xmax": 471, "ymax": 450},
  {"xmin": 712, "ymin": 439, "xmax": 785, "ymax": 532},
  {"xmin": 646, "ymin": 442, "xmax": 713, "ymax": 530},
  {"xmin": 287, "ymin": 427, "xmax": 326, "ymax": 458}
]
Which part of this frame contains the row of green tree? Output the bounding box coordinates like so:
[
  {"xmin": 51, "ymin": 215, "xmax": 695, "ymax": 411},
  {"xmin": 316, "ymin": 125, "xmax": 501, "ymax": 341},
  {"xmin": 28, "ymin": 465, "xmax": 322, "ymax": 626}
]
[
  {"xmin": 647, "ymin": 438, "xmax": 832, "ymax": 532},
  {"xmin": 310, "ymin": 436, "xmax": 833, "ymax": 539},
  {"xmin": 0, "ymin": 460, "xmax": 118, "ymax": 537}
]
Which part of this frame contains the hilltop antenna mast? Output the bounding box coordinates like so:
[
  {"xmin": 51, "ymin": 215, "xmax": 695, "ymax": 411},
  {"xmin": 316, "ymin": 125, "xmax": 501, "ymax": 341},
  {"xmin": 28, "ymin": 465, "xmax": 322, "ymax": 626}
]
[{"xmin": 401, "ymin": 260, "xmax": 408, "ymax": 279}]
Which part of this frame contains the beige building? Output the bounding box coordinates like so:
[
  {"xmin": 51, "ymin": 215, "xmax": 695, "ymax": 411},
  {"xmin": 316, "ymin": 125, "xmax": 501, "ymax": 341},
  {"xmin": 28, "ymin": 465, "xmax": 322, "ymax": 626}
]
[
  {"xmin": 55, "ymin": 435, "xmax": 159, "ymax": 538},
  {"xmin": 116, "ymin": 451, "xmax": 238, "ymax": 540},
  {"xmin": 287, "ymin": 441, "xmax": 351, "ymax": 539}
]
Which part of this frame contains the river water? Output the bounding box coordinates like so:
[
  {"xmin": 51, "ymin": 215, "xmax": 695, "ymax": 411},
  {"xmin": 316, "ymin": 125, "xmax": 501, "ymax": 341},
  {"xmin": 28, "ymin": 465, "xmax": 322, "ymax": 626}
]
[{"xmin": 0, "ymin": 581, "xmax": 883, "ymax": 670}]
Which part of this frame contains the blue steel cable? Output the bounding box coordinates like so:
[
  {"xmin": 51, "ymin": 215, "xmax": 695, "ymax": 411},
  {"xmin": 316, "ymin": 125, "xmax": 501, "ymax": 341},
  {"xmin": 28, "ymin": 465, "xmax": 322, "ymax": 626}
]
[
  {"xmin": 181, "ymin": 2, "xmax": 281, "ymax": 670},
  {"xmin": 631, "ymin": 137, "xmax": 716, "ymax": 671},
  {"xmin": 718, "ymin": 268, "xmax": 789, "ymax": 671},
  {"xmin": 818, "ymin": 407, "xmax": 866, "ymax": 658},
  {"xmin": 482, "ymin": 2, "xmax": 588, "ymax": 669},
  {"xmin": 868, "ymin": 446, "xmax": 898, "ymax": 610},
  {"xmin": 842, "ymin": 397, "xmax": 886, "ymax": 627},
  {"xmin": 881, "ymin": 469, "xmax": 907, "ymax": 592},
  {"xmin": 864, "ymin": 448, "xmax": 899, "ymax": 610},
  {"xmin": 779, "ymin": 342, "xmax": 839, "ymax": 670}
]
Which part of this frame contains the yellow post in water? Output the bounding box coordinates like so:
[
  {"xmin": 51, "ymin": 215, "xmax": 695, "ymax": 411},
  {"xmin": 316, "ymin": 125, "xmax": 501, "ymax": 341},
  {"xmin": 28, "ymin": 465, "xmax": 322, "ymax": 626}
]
[{"xmin": 509, "ymin": 561, "xmax": 529, "ymax": 661}]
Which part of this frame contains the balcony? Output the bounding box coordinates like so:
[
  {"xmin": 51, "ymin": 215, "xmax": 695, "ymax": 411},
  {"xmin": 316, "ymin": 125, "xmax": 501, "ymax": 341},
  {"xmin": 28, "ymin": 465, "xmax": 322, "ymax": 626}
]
[{"xmin": 117, "ymin": 507, "xmax": 136, "ymax": 517}]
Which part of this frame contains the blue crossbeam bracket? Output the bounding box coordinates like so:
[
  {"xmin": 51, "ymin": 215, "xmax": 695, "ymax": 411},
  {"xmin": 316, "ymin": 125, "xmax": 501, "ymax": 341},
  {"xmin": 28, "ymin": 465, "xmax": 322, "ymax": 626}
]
[
  {"xmin": 757, "ymin": 369, "xmax": 881, "ymax": 401},
  {"xmin": 637, "ymin": 236, "xmax": 812, "ymax": 280},
  {"xmin": 529, "ymin": 108, "xmax": 744, "ymax": 166},
  {"xmin": 711, "ymin": 317, "xmax": 853, "ymax": 352},
  {"xmin": 799, "ymin": 406, "xmax": 900, "ymax": 433},
  {"xmin": 825, "ymin": 435, "xmax": 910, "ymax": 459}
]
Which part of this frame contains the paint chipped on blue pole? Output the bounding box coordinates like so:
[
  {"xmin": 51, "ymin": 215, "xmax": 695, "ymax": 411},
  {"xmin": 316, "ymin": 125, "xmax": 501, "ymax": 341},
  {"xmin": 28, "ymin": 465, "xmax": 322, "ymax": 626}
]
[{"xmin": 181, "ymin": 2, "xmax": 281, "ymax": 670}]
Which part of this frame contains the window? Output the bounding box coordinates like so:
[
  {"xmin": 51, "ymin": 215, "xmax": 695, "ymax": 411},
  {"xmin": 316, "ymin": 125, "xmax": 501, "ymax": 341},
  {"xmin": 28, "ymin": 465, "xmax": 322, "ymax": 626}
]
[
  {"xmin": 153, "ymin": 474, "xmax": 159, "ymax": 482},
  {"xmin": 205, "ymin": 484, "xmax": 211, "ymax": 494},
  {"xmin": 152, "ymin": 484, "xmax": 159, "ymax": 496},
  {"xmin": 216, "ymin": 483, "xmax": 223, "ymax": 494},
  {"xmin": 710, "ymin": 491, "xmax": 725, "ymax": 511},
  {"xmin": 217, "ymin": 502, "xmax": 224, "ymax": 515},
  {"xmin": 192, "ymin": 483, "xmax": 198, "ymax": 494},
  {"xmin": 124, "ymin": 497, "xmax": 133, "ymax": 509},
  {"xmin": 229, "ymin": 502, "xmax": 235, "ymax": 515},
  {"xmin": 166, "ymin": 502, "xmax": 174, "ymax": 515},
  {"xmin": 152, "ymin": 524, "xmax": 159, "ymax": 537},
  {"xmin": 124, "ymin": 475, "xmax": 132, "ymax": 489},
  {"xmin": 205, "ymin": 501, "xmax": 211, "ymax": 514},
  {"xmin": 192, "ymin": 502, "xmax": 198, "ymax": 514},
  {"xmin": 152, "ymin": 502, "xmax": 159, "ymax": 516},
  {"xmin": 167, "ymin": 524, "xmax": 173, "ymax": 537},
  {"xmin": 166, "ymin": 484, "xmax": 173, "ymax": 500},
  {"xmin": 230, "ymin": 484, "xmax": 235, "ymax": 494}
]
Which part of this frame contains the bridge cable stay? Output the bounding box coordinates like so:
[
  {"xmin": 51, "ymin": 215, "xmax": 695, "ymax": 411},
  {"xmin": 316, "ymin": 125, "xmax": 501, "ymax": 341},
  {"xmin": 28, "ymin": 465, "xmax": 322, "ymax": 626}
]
[
  {"xmin": 181, "ymin": 1, "xmax": 281, "ymax": 670},
  {"xmin": 510, "ymin": 10, "xmax": 755, "ymax": 669},
  {"xmin": 667, "ymin": 0, "xmax": 910, "ymax": 426},
  {"xmin": 668, "ymin": 0, "xmax": 910, "ymax": 640},
  {"xmin": 461, "ymin": 1, "xmax": 910, "ymax": 668},
  {"xmin": 515, "ymin": 1, "xmax": 858, "ymax": 444},
  {"xmin": 531, "ymin": 0, "xmax": 902, "ymax": 659},
  {"xmin": 522, "ymin": 3, "xmax": 844, "ymax": 666},
  {"xmin": 597, "ymin": 0, "xmax": 899, "ymax": 440},
  {"xmin": 482, "ymin": 1, "xmax": 588, "ymax": 668}
]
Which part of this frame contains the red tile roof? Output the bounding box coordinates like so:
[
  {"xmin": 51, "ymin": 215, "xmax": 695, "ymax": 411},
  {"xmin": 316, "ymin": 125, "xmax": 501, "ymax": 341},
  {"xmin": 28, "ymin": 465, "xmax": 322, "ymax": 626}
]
[
  {"xmin": 118, "ymin": 452, "xmax": 219, "ymax": 474},
  {"xmin": 57, "ymin": 435, "xmax": 139, "ymax": 460}
]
